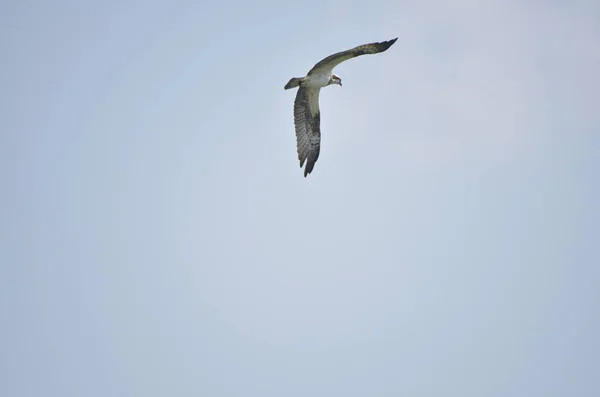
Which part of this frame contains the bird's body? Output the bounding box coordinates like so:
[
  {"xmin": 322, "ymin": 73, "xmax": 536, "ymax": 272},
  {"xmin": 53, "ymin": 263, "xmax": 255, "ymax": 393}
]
[
  {"xmin": 303, "ymin": 73, "xmax": 331, "ymax": 89},
  {"xmin": 284, "ymin": 37, "xmax": 397, "ymax": 177}
]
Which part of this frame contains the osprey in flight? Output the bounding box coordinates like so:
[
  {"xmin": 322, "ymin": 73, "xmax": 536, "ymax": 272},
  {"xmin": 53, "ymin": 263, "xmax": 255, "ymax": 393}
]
[{"xmin": 284, "ymin": 37, "xmax": 398, "ymax": 177}]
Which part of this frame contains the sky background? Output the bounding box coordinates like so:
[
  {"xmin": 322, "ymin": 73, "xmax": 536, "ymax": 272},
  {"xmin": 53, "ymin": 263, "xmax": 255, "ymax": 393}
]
[{"xmin": 1, "ymin": 0, "xmax": 599, "ymax": 396}]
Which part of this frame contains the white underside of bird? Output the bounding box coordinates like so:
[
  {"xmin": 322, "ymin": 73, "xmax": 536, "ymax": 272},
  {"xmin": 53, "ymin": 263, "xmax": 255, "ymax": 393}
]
[{"xmin": 303, "ymin": 73, "xmax": 331, "ymax": 89}]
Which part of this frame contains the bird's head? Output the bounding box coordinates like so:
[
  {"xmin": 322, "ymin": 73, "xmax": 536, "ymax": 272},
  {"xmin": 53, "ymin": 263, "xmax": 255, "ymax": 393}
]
[{"xmin": 330, "ymin": 74, "xmax": 342, "ymax": 86}]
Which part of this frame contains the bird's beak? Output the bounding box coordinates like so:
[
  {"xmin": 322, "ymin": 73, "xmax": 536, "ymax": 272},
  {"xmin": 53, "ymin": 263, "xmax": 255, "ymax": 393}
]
[{"xmin": 339, "ymin": 82, "xmax": 343, "ymax": 87}]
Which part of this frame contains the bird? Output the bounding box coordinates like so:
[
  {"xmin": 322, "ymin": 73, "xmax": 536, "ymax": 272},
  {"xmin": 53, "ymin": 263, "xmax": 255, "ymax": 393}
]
[{"xmin": 284, "ymin": 37, "xmax": 398, "ymax": 177}]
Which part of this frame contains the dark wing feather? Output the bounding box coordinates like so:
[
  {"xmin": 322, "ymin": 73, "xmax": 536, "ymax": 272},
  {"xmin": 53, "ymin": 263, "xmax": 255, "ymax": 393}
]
[
  {"xmin": 308, "ymin": 38, "xmax": 398, "ymax": 76},
  {"xmin": 293, "ymin": 87, "xmax": 321, "ymax": 177}
]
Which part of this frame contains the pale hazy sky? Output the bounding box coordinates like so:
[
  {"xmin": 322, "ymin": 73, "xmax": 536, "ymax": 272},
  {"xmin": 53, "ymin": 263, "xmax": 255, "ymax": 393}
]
[{"xmin": 2, "ymin": 1, "xmax": 599, "ymax": 396}]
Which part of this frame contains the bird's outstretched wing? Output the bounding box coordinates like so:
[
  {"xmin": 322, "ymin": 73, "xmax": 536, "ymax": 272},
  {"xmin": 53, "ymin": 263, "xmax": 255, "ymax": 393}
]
[
  {"xmin": 308, "ymin": 38, "xmax": 398, "ymax": 76},
  {"xmin": 293, "ymin": 86, "xmax": 321, "ymax": 177}
]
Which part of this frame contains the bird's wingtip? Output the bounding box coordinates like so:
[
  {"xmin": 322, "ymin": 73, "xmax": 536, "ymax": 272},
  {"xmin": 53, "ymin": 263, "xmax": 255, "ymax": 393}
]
[{"xmin": 379, "ymin": 37, "xmax": 398, "ymax": 51}]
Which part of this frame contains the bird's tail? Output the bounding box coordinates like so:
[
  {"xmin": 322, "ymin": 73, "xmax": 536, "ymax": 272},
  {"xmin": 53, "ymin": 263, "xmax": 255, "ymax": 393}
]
[{"xmin": 284, "ymin": 77, "xmax": 304, "ymax": 90}]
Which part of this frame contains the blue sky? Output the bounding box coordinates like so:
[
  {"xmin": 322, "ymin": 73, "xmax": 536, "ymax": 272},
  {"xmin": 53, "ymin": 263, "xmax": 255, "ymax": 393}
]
[{"xmin": 2, "ymin": 1, "xmax": 599, "ymax": 396}]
